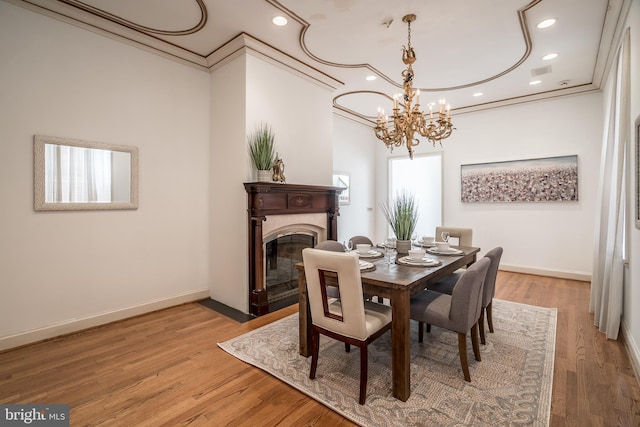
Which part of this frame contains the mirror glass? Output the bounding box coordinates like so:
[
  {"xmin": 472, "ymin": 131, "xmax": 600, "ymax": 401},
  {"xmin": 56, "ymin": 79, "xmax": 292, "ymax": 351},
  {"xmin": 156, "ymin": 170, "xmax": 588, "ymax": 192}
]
[{"xmin": 34, "ymin": 135, "xmax": 138, "ymax": 211}]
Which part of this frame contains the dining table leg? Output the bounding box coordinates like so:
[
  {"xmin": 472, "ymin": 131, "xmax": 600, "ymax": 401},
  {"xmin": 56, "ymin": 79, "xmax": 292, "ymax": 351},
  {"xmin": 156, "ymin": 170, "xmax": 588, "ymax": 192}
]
[
  {"xmin": 298, "ymin": 269, "xmax": 312, "ymax": 357},
  {"xmin": 391, "ymin": 287, "xmax": 411, "ymax": 401}
]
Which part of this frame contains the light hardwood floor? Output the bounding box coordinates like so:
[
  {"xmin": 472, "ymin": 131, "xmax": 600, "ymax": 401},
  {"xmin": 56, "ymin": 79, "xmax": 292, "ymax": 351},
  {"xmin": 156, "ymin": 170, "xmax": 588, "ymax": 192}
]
[{"xmin": 1, "ymin": 272, "xmax": 639, "ymax": 426}]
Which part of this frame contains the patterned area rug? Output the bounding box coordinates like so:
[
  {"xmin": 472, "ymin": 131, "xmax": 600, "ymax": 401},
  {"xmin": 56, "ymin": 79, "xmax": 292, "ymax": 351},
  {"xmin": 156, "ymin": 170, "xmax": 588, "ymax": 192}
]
[{"xmin": 218, "ymin": 299, "xmax": 556, "ymax": 426}]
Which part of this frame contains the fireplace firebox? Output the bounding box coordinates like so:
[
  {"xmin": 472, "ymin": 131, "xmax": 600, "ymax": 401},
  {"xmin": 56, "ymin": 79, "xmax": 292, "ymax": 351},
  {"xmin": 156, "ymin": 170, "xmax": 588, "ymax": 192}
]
[{"xmin": 244, "ymin": 182, "xmax": 344, "ymax": 316}]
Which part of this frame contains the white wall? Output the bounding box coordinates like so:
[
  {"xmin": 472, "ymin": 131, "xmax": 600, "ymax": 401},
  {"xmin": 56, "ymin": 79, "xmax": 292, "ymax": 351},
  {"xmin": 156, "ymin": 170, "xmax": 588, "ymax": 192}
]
[
  {"xmin": 0, "ymin": 2, "xmax": 211, "ymax": 349},
  {"xmin": 333, "ymin": 115, "xmax": 378, "ymax": 243},
  {"xmin": 372, "ymin": 93, "xmax": 603, "ymax": 280},
  {"xmin": 208, "ymin": 51, "xmax": 336, "ymax": 313}
]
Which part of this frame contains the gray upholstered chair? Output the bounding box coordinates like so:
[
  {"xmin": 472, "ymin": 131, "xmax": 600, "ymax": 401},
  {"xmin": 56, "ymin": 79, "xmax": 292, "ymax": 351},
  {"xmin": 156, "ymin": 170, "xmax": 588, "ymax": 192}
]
[
  {"xmin": 435, "ymin": 226, "xmax": 473, "ymax": 247},
  {"xmin": 302, "ymin": 248, "xmax": 392, "ymax": 404},
  {"xmin": 315, "ymin": 240, "xmax": 346, "ymax": 252},
  {"xmin": 349, "ymin": 235, "xmax": 374, "ymax": 247},
  {"xmin": 427, "ymin": 247, "xmax": 503, "ymax": 345},
  {"xmin": 410, "ymin": 257, "xmax": 490, "ymax": 382}
]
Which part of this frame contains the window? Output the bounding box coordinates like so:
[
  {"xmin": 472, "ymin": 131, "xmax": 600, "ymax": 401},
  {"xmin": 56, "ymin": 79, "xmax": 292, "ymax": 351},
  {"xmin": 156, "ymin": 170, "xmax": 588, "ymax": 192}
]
[{"xmin": 388, "ymin": 153, "xmax": 442, "ymax": 238}]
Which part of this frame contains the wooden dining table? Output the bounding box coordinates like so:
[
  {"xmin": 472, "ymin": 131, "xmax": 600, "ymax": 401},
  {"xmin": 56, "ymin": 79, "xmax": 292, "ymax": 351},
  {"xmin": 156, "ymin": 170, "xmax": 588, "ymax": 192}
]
[{"xmin": 296, "ymin": 246, "xmax": 481, "ymax": 402}]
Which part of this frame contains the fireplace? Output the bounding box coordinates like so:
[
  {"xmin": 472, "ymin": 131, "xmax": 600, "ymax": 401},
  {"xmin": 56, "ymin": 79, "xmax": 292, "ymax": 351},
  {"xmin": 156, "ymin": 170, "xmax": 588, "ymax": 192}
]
[
  {"xmin": 244, "ymin": 182, "xmax": 343, "ymax": 316},
  {"xmin": 265, "ymin": 231, "xmax": 316, "ymax": 311}
]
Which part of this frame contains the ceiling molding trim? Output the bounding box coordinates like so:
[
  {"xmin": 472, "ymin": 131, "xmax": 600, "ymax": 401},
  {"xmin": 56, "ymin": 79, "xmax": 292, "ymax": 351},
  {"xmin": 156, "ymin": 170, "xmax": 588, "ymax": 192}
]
[
  {"xmin": 333, "ymin": 83, "xmax": 601, "ymax": 125},
  {"xmin": 207, "ymin": 33, "xmax": 343, "ymax": 91},
  {"xmin": 294, "ymin": 0, "xmax": 542, "ymax": 92},
  {"xmin": 592, "ymin": 0, "xmax": 633, "ymax": 88},
  {"xmin": 56, "ymin": 0, "xmax": 208, "ymax": 35},
  {"xmin": 8, "ymin": 0, "xmax": 210, "ymax": 70}
]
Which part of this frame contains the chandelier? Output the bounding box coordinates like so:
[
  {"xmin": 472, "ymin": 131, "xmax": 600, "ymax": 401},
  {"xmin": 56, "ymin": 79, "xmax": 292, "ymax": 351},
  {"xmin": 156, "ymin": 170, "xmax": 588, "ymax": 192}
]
[{"xmin": 374, "ymin": 14, "xmax": 455, "ymax": 159}]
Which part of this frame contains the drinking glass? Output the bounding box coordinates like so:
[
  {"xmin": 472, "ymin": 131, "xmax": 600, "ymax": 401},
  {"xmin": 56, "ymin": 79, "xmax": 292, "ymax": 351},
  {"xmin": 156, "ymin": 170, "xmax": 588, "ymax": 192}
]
[
  {"xmin": 411, "ymin": 232, "xmax": 417, "ymax": 248},
  {"xmin": 441, "ymin": 231, "xmax": 450, "ymax": 243},
  {"xmin": 345, "ymin": 240, "xmax": 353, "ymax": 252},
  {"xmin": 384, "ymin": 238, "xmax": 395, "ymax": 265}
]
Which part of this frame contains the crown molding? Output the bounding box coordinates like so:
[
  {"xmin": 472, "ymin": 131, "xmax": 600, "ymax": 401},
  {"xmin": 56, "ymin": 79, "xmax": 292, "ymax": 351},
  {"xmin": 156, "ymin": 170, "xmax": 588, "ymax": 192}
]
[{"xmin": 206, "ymin": 33, "xmax": 342, "ymax": 91}]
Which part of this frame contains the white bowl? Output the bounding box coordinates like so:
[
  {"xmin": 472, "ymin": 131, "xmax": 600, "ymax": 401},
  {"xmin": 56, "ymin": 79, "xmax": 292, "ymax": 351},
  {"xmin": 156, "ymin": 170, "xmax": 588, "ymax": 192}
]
[
  {"xmin": 435, "ymin": 242, "xmax": 450, "ymax": 251},
  {"xmin": 408, "ymin": 249, "xmax": 426, "ymax": 260},
  {"xmin": 356, "ymin": 244, "xmax": 372, "ymax": 254}
]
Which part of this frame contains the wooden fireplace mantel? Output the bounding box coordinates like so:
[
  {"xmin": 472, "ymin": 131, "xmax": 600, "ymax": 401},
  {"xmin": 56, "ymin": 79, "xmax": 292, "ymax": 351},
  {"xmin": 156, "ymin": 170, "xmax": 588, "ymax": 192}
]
[{"xmin": 244, "ymin": 182, "xmax": 344, "ymax": 316}]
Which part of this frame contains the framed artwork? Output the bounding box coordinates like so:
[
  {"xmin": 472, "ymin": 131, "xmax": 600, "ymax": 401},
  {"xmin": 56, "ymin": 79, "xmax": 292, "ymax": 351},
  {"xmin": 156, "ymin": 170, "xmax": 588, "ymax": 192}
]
[
  {"xmin": 461, "ymin": 155, "xmax": 578, "ymax": 203},
  {"xmin": 333, "ymin": 172, "xmax": 350, "ymax": 204},
  {"xmin": 636, "ymin": 115, "xmax": 640, "ymax": 229}
]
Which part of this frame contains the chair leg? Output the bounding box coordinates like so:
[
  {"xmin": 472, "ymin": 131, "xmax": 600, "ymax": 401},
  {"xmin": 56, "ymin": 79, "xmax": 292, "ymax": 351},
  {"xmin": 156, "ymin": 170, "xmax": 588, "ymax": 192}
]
[
  {"xmin": 471, "ymin": 323, "xmax": 481, "ymax": 362},
  {"xmin": 479, "ymin": 307, "xmax": 487, "ymax": 345},
  {"xmin": 418, "ymin": 322, "xmax": 424, "ymax": 343},
  {"xmin": 345, "ymin": 343, "xmax": 350, "ymax": 352},
  {"xmin": 458, "ymin": 332, "xmax": 471, "ymax": 382},
  {"xmin": 359, "ymin": 344, "xmax": 368, "ymax": 405},
  {"xmin": 310, "ymin": 330, "xmax": 320, "ymax": 379},
  {"xmin": 486, "ymin": 301, "xmax": 494, "ymax": 333},
  {"xmin": 426, "ymin": 323, "xmax": 431, "ymax": 333}
]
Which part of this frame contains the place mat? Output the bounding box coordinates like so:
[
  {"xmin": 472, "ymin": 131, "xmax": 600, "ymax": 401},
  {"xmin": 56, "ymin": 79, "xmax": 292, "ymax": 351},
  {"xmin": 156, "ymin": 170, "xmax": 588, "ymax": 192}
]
[
  {"xmin": 359, "ymin": 260, "xmax": 376, "ymax": 272},
  {"xmin": 426, "ymin": 247, "xmax": 464, "ymax": 256},
  {"xmin": 396, "ymin": 256, "xmax": 442, "ymax": 267}
]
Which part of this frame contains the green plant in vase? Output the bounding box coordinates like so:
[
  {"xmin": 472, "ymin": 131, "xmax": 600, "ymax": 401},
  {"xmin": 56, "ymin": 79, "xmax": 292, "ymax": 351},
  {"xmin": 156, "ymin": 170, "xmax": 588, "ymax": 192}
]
[
  {"xmin": 380, "ymin": 189, "xmax": 419, "ymax": 253},
  {"xmin": 248, "ymin": 123, "xmax": 276, "ymax": 181}
]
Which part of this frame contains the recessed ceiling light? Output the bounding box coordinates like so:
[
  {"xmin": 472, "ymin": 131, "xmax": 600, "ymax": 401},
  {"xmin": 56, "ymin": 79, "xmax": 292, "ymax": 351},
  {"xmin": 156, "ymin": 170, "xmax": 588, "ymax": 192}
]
[
  {"xmin": 473, "ymin": 92, "xmax": 483, "ymax": 97},
  {"xmin": 272, "ymin": 16, "xmax": 288, "ymax": 26},
  {"xmin": 366, "ymin": 75, "xmax": 377, "ymax": 81},
  {"xmin": 542, "ymin": 53, "xmax": 558, "ymax": 61},
  {"xmin": 537, "ymin": 18, "xmax": 556, "ymax": 29},
  {"xmin": 529, "ymin": 80, "xmax": 542, "ymax": 86}
]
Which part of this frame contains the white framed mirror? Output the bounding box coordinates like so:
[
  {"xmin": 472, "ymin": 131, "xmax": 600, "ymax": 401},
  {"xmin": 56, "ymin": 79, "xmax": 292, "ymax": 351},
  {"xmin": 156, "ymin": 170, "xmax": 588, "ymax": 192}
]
[{"xmin": 34, "ymin": 135, "xmax": 138, "ymax": 211}]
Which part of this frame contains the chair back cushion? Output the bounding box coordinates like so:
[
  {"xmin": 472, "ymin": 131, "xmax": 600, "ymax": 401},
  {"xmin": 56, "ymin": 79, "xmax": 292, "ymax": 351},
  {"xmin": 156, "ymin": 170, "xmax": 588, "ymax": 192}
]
[
  {"xmin": 349, "ymin": 235, "xmax": 374, "ymax": 247},
  {"xmin": 314, "ymin": 240, "xmax": 346, "ymax": 252},
  {"xmin": 449, "ymin": 257, "xmax": 490, "ymax": 332},
  {"xmin": 435, "ymin": 226, "xmax": 473, "ymax": 247},
  {"xmin": 302, "ymin": 248, "xmax": 368, "ymax": 340},
  {"xmin": 482, "ymin": 247, "xmax": 503, "ymax": 307}
]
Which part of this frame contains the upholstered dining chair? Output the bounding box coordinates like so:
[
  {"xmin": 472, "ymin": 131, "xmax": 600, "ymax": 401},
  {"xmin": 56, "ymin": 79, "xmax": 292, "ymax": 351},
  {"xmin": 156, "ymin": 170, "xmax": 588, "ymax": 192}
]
[
  {"xmin": 410, "ymin": 257, "xmax": 490, "ymax": 382},
  {"xmin": 315, "ymin": 240, "xmax": 346, "ymax": 252},
  {"xmin": 427, "ymin": 247, "xmax": 503, "ymax": 345},
  {"xmin": 349, "ymin": 235, "xmax": 374, "ymax": 247},
  {"xmin": 302, "ymin": 248, "xmax": 392, "ymax": 404},
  {"xmin": 314, "ymin": 240, "xmax": 345, "ymax": 298},
  {"xmin": 435, "ymin": 226, "xmax": 473, "ymax": 247}
]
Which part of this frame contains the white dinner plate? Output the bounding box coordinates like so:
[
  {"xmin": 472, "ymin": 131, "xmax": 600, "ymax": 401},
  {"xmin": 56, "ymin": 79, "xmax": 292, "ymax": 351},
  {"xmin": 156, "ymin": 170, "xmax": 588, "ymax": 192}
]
[
  {"xmin": 426, "ymin": 247, "xmax": 464, "ymax": 255},
  {"xmin": 397, "ymin": 256, "xmax": 441, "ymax": 267},
  {"xmin": 358, "ymin": 250, "xmax": 382, "ymax": 257},
  {"xmin": 359, "ymin": 260, "xmax": 374, "ymax": 270}
]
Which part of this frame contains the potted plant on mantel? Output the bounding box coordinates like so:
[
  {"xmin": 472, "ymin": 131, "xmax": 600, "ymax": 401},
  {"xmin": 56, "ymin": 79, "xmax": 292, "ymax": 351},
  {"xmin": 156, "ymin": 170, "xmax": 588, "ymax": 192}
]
[
  {"xmin": 380, "ymin": 190, "xmax": 419, "ymax": 254},
  {"xmin": 248, "ymin": 123, "xmax": 276, "ymax": 182}
]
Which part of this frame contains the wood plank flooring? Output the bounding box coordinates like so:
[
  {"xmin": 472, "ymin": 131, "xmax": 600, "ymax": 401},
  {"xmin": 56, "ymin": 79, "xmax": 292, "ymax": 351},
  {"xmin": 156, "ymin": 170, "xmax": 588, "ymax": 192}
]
[{"xmin": 1, "ymin": 272, "xmax": 639, "ymax": 426}]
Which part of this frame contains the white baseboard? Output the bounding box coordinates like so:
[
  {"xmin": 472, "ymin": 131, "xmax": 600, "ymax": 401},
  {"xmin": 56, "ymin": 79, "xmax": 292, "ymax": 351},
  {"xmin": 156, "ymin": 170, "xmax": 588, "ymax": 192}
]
[
  {"xmin": 499, "ymin": 264, "xmax": 591, "ymax": 282},
  {"xmin": 0, "ymin": 289, "xmax": 210, "ymax": 352},
  {"xmin": 621, "ymin": 319, "xmax": 640, "ymax": 387}
]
